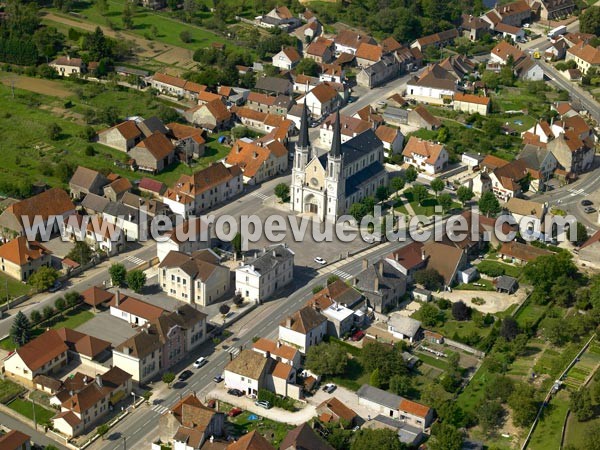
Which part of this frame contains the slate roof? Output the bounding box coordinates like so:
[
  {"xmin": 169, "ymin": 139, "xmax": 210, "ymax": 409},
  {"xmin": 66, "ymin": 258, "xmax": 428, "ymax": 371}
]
[
  {"xmin": 81, "ymin": 193, "xmax": 109, "ymax": 213},
  {"xmin": 495, "ymin": 275, "xmax": 518, "ymax": 291},
  {"xmin": 158, "ymin": 249, "xmax": 222, "ymax": 282},
  {"xmin": 357, "ymin": 384, "xmax": 402, "ymax": 410},
  {"xmin": 69, "ymin": 166, "xmax": 107, "ymax": 191},
  {"xmin": 279, "ymin": 423, "xmax": 334, "ymax": 450},
  {"xmin": 280, "ymin": 306, "xmax": 326, "ymax": 334},
  {"xmin": 388, "ymin": 314, "xmax": 422, "ymax": 338},
  {"xmin": 224, "ymin": 349, "xmax": 270, "ymax": 380},
  {"xmin": 255, "ymin": 76, "xmax": 293, "ymax": 94}
]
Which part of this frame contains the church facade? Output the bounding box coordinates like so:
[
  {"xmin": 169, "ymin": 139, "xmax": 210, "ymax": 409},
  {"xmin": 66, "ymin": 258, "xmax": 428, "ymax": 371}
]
[{"xmin": 290, "ymin": 105, "xmax": 388, "ymax": 222}]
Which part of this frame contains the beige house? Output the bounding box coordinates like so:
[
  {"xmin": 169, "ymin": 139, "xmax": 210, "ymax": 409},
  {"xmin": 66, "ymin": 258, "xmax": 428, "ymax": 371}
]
[
  {"xmin": 96, "ymin": 120, "xmax": 143, "ymax": 152},
  {"xmin": 566, "ymin": 43, "xmax": 600, "ymax": 74},
  {"xmin": 272, "ymin": 47, "xmax": 301, "ymax": 70},
  {"xmin": 0, "ymin": 237, "xmax": 52, "ymax": 282},
  {"xmin": 402, "ymin": 136, "xmax": 449, "ymax": 174},
  {"xmin": 149, "ymin": 73, "xmax": 206, "ymax": 100},
  {"xmin": 278, "ymin": 306, "xmax": 327, "ymax": 354},
  {"xmin": 225, "ymin": 139, "xmax": 289, "ymax": 185},
  {"xmin": 129, "ymin": 132, "xmax": 176, "ymax": 173},
  {"xmin": 453, "ymin": 93, "xmax": 491, "ymax": 115},
  {"xmin": 158, "ymin": 249, "xmax": 230, "ymax": 306},
  {"xmin": 50, "ymin": 56, "xmax": 84, "ymax": 77},
  {"xmin": 184, "ymin": 99, "xmax": 232, "ymax": 132},
  {"xmin": 156, "ymin": 218, "xmax": 212, "ymax": 262}
]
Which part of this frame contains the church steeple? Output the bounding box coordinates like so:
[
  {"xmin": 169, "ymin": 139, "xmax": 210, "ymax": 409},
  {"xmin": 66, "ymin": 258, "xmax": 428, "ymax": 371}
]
[
  {"xmin": 330, "ymin": 110, "xmax": 342, "ymax": 158},
  {"xmin": 298, "ymin": 99, "xmax": 310, "ymax": 149}
]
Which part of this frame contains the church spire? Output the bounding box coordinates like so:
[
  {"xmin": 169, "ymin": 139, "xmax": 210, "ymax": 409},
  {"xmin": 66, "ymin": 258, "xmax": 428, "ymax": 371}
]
[
  {"xmin": 330, "ymin": 110, "xmax": 342, "ymax": 158},
  {"xmin": 298, "ymin": 98, "xmax": 310, "ymax": 149}
]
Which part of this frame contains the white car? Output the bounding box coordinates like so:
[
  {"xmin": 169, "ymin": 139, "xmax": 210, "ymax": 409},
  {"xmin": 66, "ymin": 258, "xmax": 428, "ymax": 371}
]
[
  {"xmin": 314, "ymin": 257, "xmax": 327, "ymax": 265},
  {"xmin": 193, "ymin": 357, "xmax": 207, "ymax": 368}
]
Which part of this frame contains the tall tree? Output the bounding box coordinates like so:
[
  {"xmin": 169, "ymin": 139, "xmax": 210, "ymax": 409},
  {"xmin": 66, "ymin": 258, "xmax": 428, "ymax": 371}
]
[
  {"xmin": 305, "ymin": 342, "xmax": 349, "ymax": 376},
  {"xmin": 109, "ymin": 263, "xmax": 127, "ymax": 287},
  {"xmin": 10, "ymin": 311, "xmax": 31, "ymax": 347},
  {"xmin": 580, "ymin": 6, "xmax": 600, "ymax": 35},
  {"xmin": 456, "ymin": 186, "xmax": 474, "ymax": 206},
  {"xmin": 430, "ymin": 177, "xmax": 444, "ymax": 197},
  {"xmin": 126, "ymin": 270, "xmax": 146, "ymax": 293},
  {"xmin": 478, "ymin": 191, "xmax": 501, "ymax": 217}
]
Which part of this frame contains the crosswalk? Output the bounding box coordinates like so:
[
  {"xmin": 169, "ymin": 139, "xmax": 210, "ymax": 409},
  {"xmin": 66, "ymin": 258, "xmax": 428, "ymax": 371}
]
[
  {"xmin": 150, "ymin": 404, "xmax": 169, "ymax": 415},
  {"xmin": 331, "ymin": 269, "xmax": 352, "ymax": 280},
  {"xmin": 568, "ymin": 188, "xmax": 586, "ymax": 197},
  {"xmin": 250, "ymin": 192, "xmax": 270, "ymax": 200},
  {"xmin": 123, "ymin": 255, "xmax": 145, "ymax": 266}
]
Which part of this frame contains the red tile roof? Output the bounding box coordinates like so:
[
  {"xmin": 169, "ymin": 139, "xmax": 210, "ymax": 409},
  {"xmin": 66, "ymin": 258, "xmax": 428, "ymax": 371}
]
[
  {"xmin": 0, "ymin": 430, "xmax": 30, "ymax": 450},
  {"xmin": 399, "ymin": 398, "xmax": 431, "ymax": 418},
  {"xmin": 454, "ymin": 92, "xmax": 491, "ymax": 105},
  {"xmin": 0, "ymin": 236, "xmax": 51, "ymax": 266},
  {"xmin": 402, "ymin": 136, "xmax": 445, "ymax": 164},
  {"xmin": 225, "ymin": 140, "xmax": 287, "ymax": 178},
  {"xmin": 14, "ymin": 329, "xmax": 68, "ymax": 371},
  {"xmin": 107, "ymin": 294, "xmax": 166, "ymax": 321}
]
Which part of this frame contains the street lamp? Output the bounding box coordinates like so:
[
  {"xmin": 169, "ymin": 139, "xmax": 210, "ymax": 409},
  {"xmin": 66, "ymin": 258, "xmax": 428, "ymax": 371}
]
[{"xmin": 131, "ymin": 391, "xmax": 136, "ymax": 408}]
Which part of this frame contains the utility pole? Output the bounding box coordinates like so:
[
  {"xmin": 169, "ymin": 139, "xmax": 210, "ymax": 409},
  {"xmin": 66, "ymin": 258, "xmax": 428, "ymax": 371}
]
[{"xmin": 6, "ymin": 278, "xmax": 9, "ymax": 310}]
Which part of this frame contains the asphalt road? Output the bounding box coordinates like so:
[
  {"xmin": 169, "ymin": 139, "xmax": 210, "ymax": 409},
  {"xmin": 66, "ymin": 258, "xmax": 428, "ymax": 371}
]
[{"xmin": 0, "ymin": 410, "xmax": 68, "ymax": 450}]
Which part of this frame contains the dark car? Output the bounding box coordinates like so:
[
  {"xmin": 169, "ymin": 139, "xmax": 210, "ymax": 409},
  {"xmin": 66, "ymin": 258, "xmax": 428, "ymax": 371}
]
[
  {"xmin": 227, "ymin": 388, "xmax": 244, "ymax": 397},
  {"xmin": 178, "ymin": 370, "xmax": 193, "ymax": 381},
  {"xmin": 48, "ymin": 281, "xmax": 62, "ymax": 293},
  {"xmin": 581, "ymin": 200, "xmax": 593, "ymax": 206},
  {"xmin": 213, "ymin": 374, "xmax": 224, "ymax": 383}
]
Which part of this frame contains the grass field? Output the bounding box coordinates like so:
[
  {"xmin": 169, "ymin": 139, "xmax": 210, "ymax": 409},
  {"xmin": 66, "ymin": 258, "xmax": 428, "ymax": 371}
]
[
  {"xmin": 433, "ymin": 317, "xmax": 493, "ymax": 344},
  {"xmin": 222, "ymin": 403, "xmax": 294, "ymax": 446},
  {"xmin": 528, "ymin": 390, "xmax": 570, "ymax": 450},
  {"xmin": 476, "ymin": 260, "xmax": 522, "ymax": 278},
  {"xmin": 7, "ymin": 398, "xmax": 55, "ymax": 425},
  {"xmin": 455, "ymin": 279, "xmax": 494, "ymax": 291},
  {"xmin": 0, "ymin": 379, "xmax": 25, "ymax": 404},
  {"xmin": 0, "ymin": 272, "xmax": 33, "ymax": 302},
  {"xmin": 514, "ymin": 302, "xmax": 549, "ymax": 329},
  {"xmin": 397, "ymin": 189, "xmax": 461, "ymax": 216}
]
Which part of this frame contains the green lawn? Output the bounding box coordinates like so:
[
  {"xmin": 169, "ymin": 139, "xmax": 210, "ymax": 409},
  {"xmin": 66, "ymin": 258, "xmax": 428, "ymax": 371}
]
[
  {"xmin": 0, "ymin": 272, "xmax": 33, "ymax": 303},
  {"xmin": 433, "ymin": 317, "xmax": 493, "ymax": 344},
  {"xmin": 414, "ymin": 352, "xmax": 451, "ymax": 371},
  {"xmin": 7, "ymin": 398, "xmax": 55, "ymax": 425},
  {"xmin": 476, "ymin": 260, "xmax": 522, "ymax": 279},
  {"xmin": 399, "ymin": 189, "xmax": 462, "ymax": 216},
  {"xmin": 222, "ymin": 404, "xmax": 293, "ymax": 447},
  {"xmin": 514, "ymin": 302, "xmax": 549, "ymax": 329},
  {"xmin": 455, "ymin": 279, "xmax": 494, "ymax": 291},
  {"xmin": 0, "ymin": 379, "xmax": 25, "ymax": 404},
  {"xmin": 528, "ymin": 390, "xmax": 570, "ymax": 450},
  {"xmin": 456, "ymin": 364, "xmax": 492, "ymax": 414}
]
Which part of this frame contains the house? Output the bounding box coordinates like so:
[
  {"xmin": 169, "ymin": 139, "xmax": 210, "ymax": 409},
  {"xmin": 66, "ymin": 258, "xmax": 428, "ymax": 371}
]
[
  {"xmin": 259, "ymin": 6, "xmax": 300, "ymax": 30},
  {"xmin": 185, "ymin": 99, "xmax": 233, "ymax": 132},
  {"xmin": 233, "ymin": 107, "xmax": 295, "ymax": 138},
  {"xmin": 158, "ymin": 249, "xmax": 230, "ymax": 306},
  {"xmin": 81, "ymin": 217, "xmax": 124, "ymax": 256},
  {"xmin": 81, "ymin": 285, "xmax": 113, "ymax": 308},
  {"xmin": 355, "ymin": 42, "xmax": 383, "ymax": 67},
  {"xmin": 531, "ymin": 0, "xmax": 576, "ymax": 21},
  {"xmin": 493, "ymin": 22, "xmax": 525, "ymax": 41},
  {"xmin": 293, "ymin": 20, "xmax": 321, "ymax": 42},
  {"xmin": 254, "ymin": 76, "xmax": 294, "ymax": 96},
  {"xmin": 387, "ymin": 314, "xmax": 421, "ymax": 343},
  {"xmin": 108, "ymin": 292, "xmax": 166, "ymax": 326},
  {"xmin": 196, "ymin": 91, "xmax": 223, "ymax": 106},
  {"xmin": 50, "ymin": 56, "xmax": 84, "ymax": 76},
  {"xmin": 139, "ymin": 178, "xmax": 166, "ymax": 198},
  {"xmin": 163, "ymin": 163, "xmax": 243, "ymax": 218},
  {"xmin": 113, "ymin": 304, "xmax": 207, "ymax": 383},
  {"xmin": 499, "ymin": 240, "xmax": 553, "ymax": 263},
  {"xmin": 81, "ymin": 193, "xmax": 109, "ymax": 215},
  {"xmin": 517, "ymin": 144, "xmax": 558, "ymax": 187},
  {"xmin": 235, "ymin": 244, "xmax": 294, "ymax": 303},
  {"xmin": 0, "ymin": 237, "xmax": 52, "ymax": 282},
  {"xmin": 103, "ymin": 177, "xmax": 132, "ymax": 202},
  {"xmin": 398, "ymin": 398, "xmax": 435, "ymax": 431},
  {"xmin": 158, "ymin": 394, "xmax": 225, "ymax": 450},
  {"xmin": 453, "ymin": 93, "xmax": 491, "ymax": 116},
  {"xmin": 69, "ymin": 166, "xmax": 109, "ymax": 200},
  {"xmin": 303, "ymin": 83, "xmax": 340, "ymax": 118},
  {"xmin": 461, "ymin": 14, "xmax": 491, "ymax": 41},
  {"xmin": 545, "ymin": 38, "xmax": 568, "ymax": 61},
  {"xmin": 0, "ymin": 187, "xmax": 75, "ymax": 239},
  {"xmin": 102, "ymin": 202, "xmax": 142, "ymax": 241},
  {"xmin": 495, "ymin": 275, "xmax": 519, "ymax": 294},
  {"xmin": 308, "ymin": 279, "xmax": 365, "ymax": 311},
  {"xmin": 252, "ymin": 338, "xmax": 302, "ymax": 368},
  {"xmin": 316, "ymin": 397, "xmax": 358, "ymax": 428},
  {"xmin": 4, "ymin": 329, "xmax": 68, "ymax": 386},
  {"xmin": 489, "ymin": 41, "xmax": 525, "ymax": 65},
  {"xmin": 278, "ymin": 306, "xmax": 327, "ymax": 354},
  {"xmin": 167, "ymin": 122, "xmax": 206, "ymax": 160},
  {"xmin": 129, "ymin": 132, "xmax": 176, "ymax": 173},
  {"xmin": 411, "ymin": 28, "xmax": 459, "ymax": 52},
  {"xmin": 357, "ymin": 54, "xmax": 400, "ymax": 88},
  {"xmin": 563, "ymin": 32, "xmax": 596, "ymax": 48},
  {"xmin": 353, "ymin": 259, "xmax": 406, "ymax": 314},
  {"xmin": 407, "ymin": 105, "xmax": 442, "ymax": 130},
  {"xmin": 121, "ymin": 192, "xmax": 173, "ymax": 220},
  {"xmin": 487, "ymin": 159, "xmax": 529, "ymax": 201},
  {"xmin": 485, "ymin": 0, "xmax": 531, "ymax": 27},
  {"xmin": 246, "ymin": 92, "xmax": 294, "ymax": 115},
  {"xmin": 514, "ymin": 56, "xmax": 544, "ymax": 81},
  {"xmin": 579, "ymin": 230, "xmax": 600, "ymax": 264},
  {"xmin": 375, "ymin": 125, "xmax": 404, "ymax": 157},
  {"xmin": 228, "ymin": 430, "xmax": 275, "ymax": 450},
  {"xmin": 504, "ymin": 197, "xmax": 547, "ymax": 235},
  {"xmin": 149, "ymin": 73, "xmax": 206, "ymax": 100},
  {"xmin": 52, "ymin": 367, "xmax": 132, "ymax": 437},
  {"xmin": 333, "ymin": 29, "xmax": 376, "ymax": 55},
  {"xmin": 546, "ymin": 130, "xmax": 595, "ymax": 174},
  {"xmin": 405, "ymin": 64, "xmax": 458, "ymax": 105},
  {"xmin": 321, "ymin": 302, "xmax": 356, "ymax": 338},
  {"xmin": 424, "ymin": 330, "xmax": 444, "ymax": 344},
  {"xmin": 320, "ymin": 113, "xmax": 372, "ymax": 146},
  {"xmin": 306, "ymin": 37, "xmax": 335, "ymax": 64},
  {"xmin": 462, "ymin": 152, "xmax": 485, "ymax": 168},
  {"xmin": 422, "ymin": 241, "xmax": 467, "ymax": 287},
  {"xmin": 0, "ymin": 430, "xmax": 31, "ymax": 450},
  {"xmin": 386, "ymin": 241, "xmax": 428, "ymax": 282},
  {"xmin": 156, "ymin": 217, "xmax": 212, "ymax": 262},
  {"xmin": 141, "ymin": 0, "xmax": 165, "ymax": 9},
  {"xmin": 97, "ymin": 120, "xmax": 143, "ymax": 152},
  {"xmin": 280, "ymin": 423, "xmax": 335, "ymax": 450},
  {"xmin": 272, "ymin": 47, "xmax": 302, "ymax": 70},
  {"xmin": 363, "ymin": 415, "xmax": 424, "ymax": 446},
  {"xmin": 402, "ymin": 136, "xmax": 449, "ymax": 175},
  {"xmin": 225, "ymin": 139, "xmax": 288, "ymax": 185},
  {"xmin": 223, "ymin": 349, "xmax": 301, "ymax": 399},
  {"xmin": 354, "ymin": 105, "xmax": 384, "ymax": 127}
]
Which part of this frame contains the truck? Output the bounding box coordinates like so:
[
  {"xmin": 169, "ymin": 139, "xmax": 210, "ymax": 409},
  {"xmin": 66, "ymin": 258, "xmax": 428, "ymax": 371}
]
[{"xmin": 547, "ymin": 25, "xmax": 567, "ymax": 40}]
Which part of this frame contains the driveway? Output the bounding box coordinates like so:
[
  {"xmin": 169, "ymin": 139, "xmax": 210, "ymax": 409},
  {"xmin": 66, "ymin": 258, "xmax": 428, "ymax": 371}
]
[
  {"xmin": 433, "ymin": 288, "xmax": 526, "ymax": 314},
  {"xmin": 306, "ymin": 385, "xmax": 373, "ymax": 422},
  {"xmin": 76, "ymin": 310, "xmax": 139, "ymax": 346}
]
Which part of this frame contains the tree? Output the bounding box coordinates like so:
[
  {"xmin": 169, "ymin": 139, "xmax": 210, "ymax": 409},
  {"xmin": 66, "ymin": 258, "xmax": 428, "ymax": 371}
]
[
  {"xmin": 233, "ymin": 293, "xmax": 244, "ymax": 307},
  {"xmin": 476, "ymin": 399, "xmax": 505, "ymax": 434},
  {"xmin": 274, "ymin": 183, "xmax": 290, "ymax": 202},
  {"xmin": 428, "ymin": 423, "xmax": 463, "ymax": 450},
  {"xmin": 66, "ymin": 241, "xmax": 93, "ymax": 265},
  {"xmin": 580, "ymin": 6, "xmax": 600, "ymax": 35},
  {"xmin": 65, "ymin": 291, "xmax": 81, "ymax": 309},
  {"xmin": 389, "ymin": 374, "xmax": 412, "ymax": 396},
  {"xmin": 122, "ymin": 3, "xmax": 134, "ymax": 29},
  {"xmin": 452, "ymin": 301, "xmax": 471, "ymax": 321},
  {"xmin": 456, "ymin": 186, "xmax": 474, "ymax": 206},
  {"xmin": 571, "ymin": 221, "xmax": 589, "ymax": 246},
  {"xmin": 417, "ymin": 302, "xmax": 443, "ymax": 327},
  {"xmin": 405, "ymin": 166, "xmax": 418, "ymax": 183},
  {"xmin": 295, "ymin": 58, "xmax": 320, "ymax": 76},
  {"xmin": 97, "ymin": 424, "xmax": 109, "ymax": 440},
  {"xmin": 485, "ymin": 375, "xmax": 514, "ymax": 403},
  {"xmin": 219, "ymin": 304, "xmax": 230, "ymax": 317},
  {"xmin": 508, "ymin": 383, "xmax": 538, "ymax": 427},
  {"xmin": 430, "ymin": 178, "xmax": 444, "ymax": 197},
  {"xmin": 10, "ymin": 311, "xmax": 31, "ymax": 347},
  {"xmin": 55, "ymin": 297, "xmax": 66, "ymax": 313},
  {"xmin": 305, "ymin": 342, "xmax": 349, "ymax": 376},
  {"xmin": 28, "ymin": 267, "xmax": 59, "ymax": 292},
  {"xmin": 438, "ymin": 193, "xmax": 453, "ymax": 213},
  {"xmin": 126, "ymin": 270, "xmax": 146, "ymax": 293},
  {"xmin": 415, "ymin": 268, "xmax": 444, "ymax": 291},
  {"xmin": 411, "ymin": 184, "xmax": 429, "ymax": 205},
  {"xmin": 42, "ymin": 305, "xmax": 55, "ymax": 321},
  {"xmin": 180, "ymin": 30, "xmax": 192, "ymax": 43},
  {"xmin": 478, "ymin": 191, "xmax": 501, "ymax": 217},
  {"xmin": 500, "ymin": 317, "xmax": 519, "ymax": 341},
  {"xmin": 162, "ymin": 372, "xmax": 175, "ymax": 386},
  {"xmin": 29, "ymin": 309, "xmax": 42, "ymax": 324},
  {"xmin": 361, "ymin": 341, "xmax": 408, "ymax": 386},
  {"xmin": 375, "ymin": 185, "xmax": 390, "ymax": 202},
  {"xmin": 348, "ymin": 202, "xmax": 369, "ymax": 224},
  {"xmin": 370, "ymin": 368, "xmax": 382, "ymax": 388},
  {"xmin": 571, "ymin": 388, "xmax": 594, "ymax": 422},
  {"xmin": 351, "ymin": 428, "xmax": 404, "ymax": 450},
  {"xmin": 389, "ymin": 177, "xmax": 405, "ymax": 196},
  {"xmin": 312, "ymin": 285, "xmax": 324, "ymax": 294},
  {"xmin": 327, "ymin": 275, "xmax": 339, "ymax": 285},
  {"xmin": 109, "ymin": 263, "xmax": 127, "ymax": 287},
  {"xmin": 231, "ymin": 232, "xmax": 242, "ymax": 255},
  {"xmin": 47, "ymin": 122, "xmax": 62, "ymax": 140}
]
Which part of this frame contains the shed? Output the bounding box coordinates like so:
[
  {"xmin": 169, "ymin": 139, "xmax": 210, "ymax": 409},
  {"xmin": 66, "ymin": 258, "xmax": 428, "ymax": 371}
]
[
  {"xmin": 495, "ymin": 275, "xmax": 518, "ymax": 294},
  {"xmin": 459, "ymin": 267, "xmax": 479, "ymax": 284},
  {"xmin": 412, "ymin": 288, "xmax": 431, "ymax": 302}
]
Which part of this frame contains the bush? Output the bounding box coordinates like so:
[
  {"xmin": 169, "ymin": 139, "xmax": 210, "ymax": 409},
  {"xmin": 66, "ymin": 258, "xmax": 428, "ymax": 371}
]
[{"xmin": 257, "ymin": 389, "xmax": 295, "ymax": 411}]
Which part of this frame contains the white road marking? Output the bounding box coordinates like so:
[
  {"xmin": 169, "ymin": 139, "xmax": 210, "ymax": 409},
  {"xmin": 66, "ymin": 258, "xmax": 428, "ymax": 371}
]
[{"xmin": 331, "ymin": 269, "xmax": 352, "ymax": 280}]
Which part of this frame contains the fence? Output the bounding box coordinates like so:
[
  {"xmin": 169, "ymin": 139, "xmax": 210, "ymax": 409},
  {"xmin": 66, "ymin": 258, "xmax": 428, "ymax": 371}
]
[
  {"xmin": 0, "ymin": 294, "xmax": 30, "ymax": 314},
  {"xmin": 444, "ymin": 338, "xmax": 486, "ymax": 358}
]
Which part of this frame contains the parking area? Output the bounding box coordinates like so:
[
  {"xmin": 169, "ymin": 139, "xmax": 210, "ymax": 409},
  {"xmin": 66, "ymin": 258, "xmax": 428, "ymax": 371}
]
[{"xmin": 75, "ymin": 310, "xmax": 139, "ymax": 346}]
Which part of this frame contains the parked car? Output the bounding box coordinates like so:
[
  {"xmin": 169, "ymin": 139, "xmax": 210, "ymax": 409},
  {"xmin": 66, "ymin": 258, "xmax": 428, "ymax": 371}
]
[
  {"xmin": 227, "ymin": 388, "xmax": 244, "ymax": 397},
  {"xmin": 314, "ymin": 256, "xmax": 327, "ymax": 265},
  {"xmin": 351, "ymin": 330, "xmax": 365, "ymax": 341},
  {"xmin": 322, "ymin": 383, "xmax": 337, "ymax": 393},
  {"xmin": 584, "ymin": 206, "xmax": 596, "ymax": 214},
  {"xmin": 193, "ymin": 357, "xmax": 207, "ymax": 368},
  {"xmin": 48, "ymin": 281, "xmax": 62, "ymax": 293},
  {"xmin": 581, "ymin": 200, "xmax": 593, "ymax": 206},
  {"xmin": 178, "ymin": 370, "xmax": 193, "ymax": 381},
  {"xmin": 255, "ymin": 400, "xmax": 271, "ymax": 409},
  {"xmin": 228, "ymin": 407, "xmax": 243, "ymax": 417},
  {"xmin": 213, "ymin": 374, "xmax": 224, "ymax": 383}
]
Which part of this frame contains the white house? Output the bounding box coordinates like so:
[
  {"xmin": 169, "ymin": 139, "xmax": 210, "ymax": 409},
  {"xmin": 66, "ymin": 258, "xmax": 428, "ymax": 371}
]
[
  {"xmin": 375, "ymin": 125, "xmax": 404, "ymax": 157},
  {"xmin": 235, "ymin": 244, "xmax": 294, "ymax": 303},
  {"xmin": 387, "ymin": 314, "xmax": 421, "ymax": 343},
  {"xmin": 402, "ymin": 136, "xmax": 449, "ymax": 174},
  {"xmin": 504, "ymin": 197, "xmax": 547, "ymax": 237},
  {"xmin": 252, "ymin": 338, "xmax": 302, "ymax": 368},
  {"xmin": 278, "ymin": 306, "xmax": 327, "ymax": 354},
  {"xmin": 156, "ymin": 218, "xmax": 212, "ymax": 262},
  {"xmin": 272, "ymin": 47, "xmax": 302, "ymax": 70},
  {"xmin": 405, "ymin": 64, "xmax": 457, "ymax": 105},
  {"xmin": 302, "ymin": 83, "xmax": 340, "ymax": 118},
  {"xmin": 108, "ymin": 292, "xmax": 166, "ymax": 326}
]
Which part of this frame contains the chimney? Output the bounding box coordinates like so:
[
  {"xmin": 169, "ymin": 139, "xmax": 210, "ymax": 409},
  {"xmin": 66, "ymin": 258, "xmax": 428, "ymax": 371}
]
[
  {"xmin": 83, "ymin": 375, "xmax": 88, "ymax": 384},
  {"xmin": 374, "ymin": 276, "xmax": 379, "ymax": 292},
  {"xmin": 69, "ymin": 390, "xmax": 74, "ymax": 396},
  {"xmin": 25, "ymin": 240, "xmax": 31, "ymax": 250},
  {"xmin": 421, "ymin": 248, "xmax": 426, "ymax": 260},
  {"xmin": 273, "ymin": 250, "xmax": 277, "ymax": 257},
  {"xmin": 95, "ymin": 374, "xmax": 103, "ymax": 387},
  {"xmin": 362, "ymin": 259, "xmax": 368, "ymax": 270},
  {"xmin": 115, "ymin": 290, "xmax": 121, "ymax": 307},
  {"xmin": 286, "ymin": 316, "xmax": 292, "ymax": 328},
  {"xmin": 265, "ymin": 350, "xmax": 271, "ymax": 359},
  {"xmin": 276, "ymin": 340, "xmax": 282, "ymax": 348}
]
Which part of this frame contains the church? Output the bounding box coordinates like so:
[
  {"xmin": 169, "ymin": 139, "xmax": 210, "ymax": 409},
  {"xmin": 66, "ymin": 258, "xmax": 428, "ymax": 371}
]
[{"xmin": 290, "ymin": 104, "xmax": 388, "ymax": 222}]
